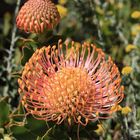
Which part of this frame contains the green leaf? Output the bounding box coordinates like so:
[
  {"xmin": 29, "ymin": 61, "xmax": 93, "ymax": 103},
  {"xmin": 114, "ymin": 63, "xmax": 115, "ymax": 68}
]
[
  {"xmin": 11, "ymin": 126, "xmax": 37, "ymax": 140},
  {"xmin": 5, "ymin": 0, "xmax": 16, "ymax": 4},
  {"xmin": 10, "ymin": 114, "xmax": 52, "ymax": 139},
  {"xmin": 3, "ymin": 12, "xmax": 11, "ymax": 36},
  {"xmin": 0, "ymin": 98, "xmax": 10, "ymax": 127},
  {"xmin": 36, "ymin": 136, "xmax": 41, "ymax": 140},
  {"xmin": 40, "ymin": 127, "xmax": 54, "ymax": 140},
  {"xmin": 39, "ymin": 125, "xmax": 69, "ymax": 140},
  {"xmin": 25, "ymin": 116, "xmax": 49, "ymax": 136},
  {"xmin": 40, "ymin": 35, "xmax": 66, "ymax": 47},
  {"xmin": 21, "ymin": 46, "xmax": 34, "ymax": 66}
]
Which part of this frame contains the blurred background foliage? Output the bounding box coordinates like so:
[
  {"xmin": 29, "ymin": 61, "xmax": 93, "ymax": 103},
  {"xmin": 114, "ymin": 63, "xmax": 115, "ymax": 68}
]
[{"xmin": 0, "ymin": 0, "xmax": 140, "ymax": 139}]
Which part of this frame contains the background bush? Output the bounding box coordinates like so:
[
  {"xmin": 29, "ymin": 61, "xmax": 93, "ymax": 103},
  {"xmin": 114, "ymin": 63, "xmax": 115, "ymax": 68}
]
[{"xmin": 0, "ymin": 0, "xmax": 140, "ymax": 139}]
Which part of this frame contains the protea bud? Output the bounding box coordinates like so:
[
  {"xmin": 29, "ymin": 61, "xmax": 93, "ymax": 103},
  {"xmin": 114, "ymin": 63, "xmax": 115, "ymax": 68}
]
[
  {"xmin": 16, "ymin": 0, "xmax": 60, "ymax": 33},
  {"xmin": 18, "ymin": 40, "xmax": 124, "ymax": 125}
]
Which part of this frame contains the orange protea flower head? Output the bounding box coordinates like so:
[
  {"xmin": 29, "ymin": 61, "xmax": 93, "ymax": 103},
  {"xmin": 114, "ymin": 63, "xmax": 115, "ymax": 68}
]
[
  {"xmin": 18, "ymin": 40, "xmax": 124, "ymax": 125},
  {"xmin": 16, "ymin": 0, "xmax": 60, "ymax": 33}
]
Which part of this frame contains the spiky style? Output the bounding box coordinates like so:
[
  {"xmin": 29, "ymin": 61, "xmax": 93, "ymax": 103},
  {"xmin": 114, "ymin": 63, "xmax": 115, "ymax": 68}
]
[{"xmin": 18, "ymin": 40, "xmax": 124, "ymax": 125}]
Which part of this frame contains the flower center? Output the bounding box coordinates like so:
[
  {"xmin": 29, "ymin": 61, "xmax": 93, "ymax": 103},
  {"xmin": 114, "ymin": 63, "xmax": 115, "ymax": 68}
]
[{"xmin": 46, "ymin": 67, "xmax": 92, "ymax": 117}]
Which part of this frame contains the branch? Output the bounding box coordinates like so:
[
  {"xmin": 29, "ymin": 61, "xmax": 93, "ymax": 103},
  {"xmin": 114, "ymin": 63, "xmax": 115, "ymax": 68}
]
[
  {"xmin": 6, "ymin": 0, "xmax": 21, "ymax": 74},
  {"xmin": 3, "ymin": 0, "xmax": 21, "ymax": 96},
  {"xmin": 90, "ymin": 0, "xmax": 104, "ymax": 47}
]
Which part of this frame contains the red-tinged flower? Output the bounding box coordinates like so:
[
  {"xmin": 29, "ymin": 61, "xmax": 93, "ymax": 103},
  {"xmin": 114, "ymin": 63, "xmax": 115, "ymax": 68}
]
[
  {"xmin": 18, "ymin": 40, "xmax": 124, "ymax": 125},
  {"xmin": 16, "ymin": 0, "xmax": 60, "ymax": 33}
]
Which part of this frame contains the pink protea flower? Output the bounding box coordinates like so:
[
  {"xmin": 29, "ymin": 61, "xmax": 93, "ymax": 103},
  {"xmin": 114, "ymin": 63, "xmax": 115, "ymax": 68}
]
[
  {"xmin": 16, "ymin": 0, "xmax": 60, "ymax": 33},
  {"xmin": 18, "ymin": 40, "xmax": 124, "ymax": 126}
]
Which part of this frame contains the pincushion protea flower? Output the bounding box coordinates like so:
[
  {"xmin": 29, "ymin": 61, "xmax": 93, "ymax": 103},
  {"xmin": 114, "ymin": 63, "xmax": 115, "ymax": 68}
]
[
  {"xmin": 18, "ymin": 40, "xmax": 124, "ymax": 126},
  {"xmin": 16, "ymin": 0, "xmax": 60, "ymax": 33}
]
